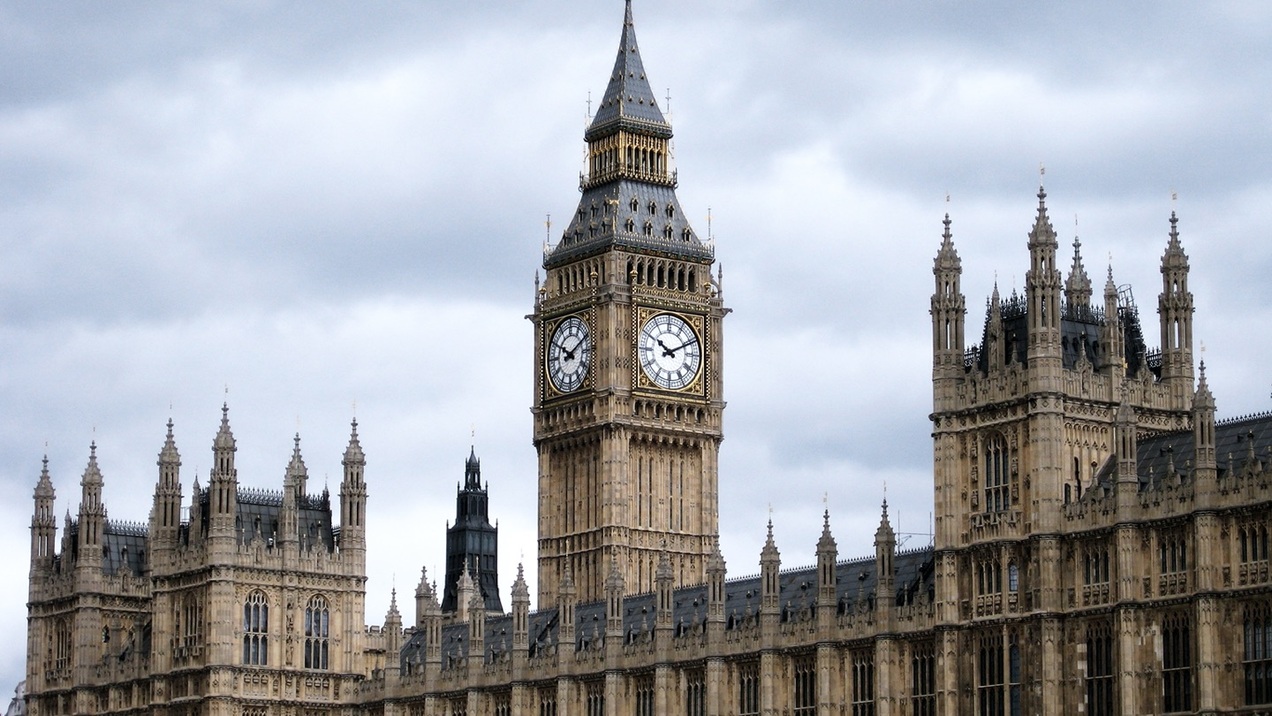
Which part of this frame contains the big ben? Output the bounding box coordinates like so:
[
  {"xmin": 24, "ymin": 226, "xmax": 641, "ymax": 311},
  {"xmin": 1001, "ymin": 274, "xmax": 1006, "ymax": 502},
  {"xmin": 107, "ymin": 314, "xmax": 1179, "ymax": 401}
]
[{"xmin": 532, "ymin": 0, "xmax": 725, "ymax": 606}]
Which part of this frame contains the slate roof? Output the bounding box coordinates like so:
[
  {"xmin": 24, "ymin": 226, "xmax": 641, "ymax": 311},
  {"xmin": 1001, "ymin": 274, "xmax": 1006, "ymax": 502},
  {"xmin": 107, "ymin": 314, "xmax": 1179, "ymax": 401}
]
[
  {"xmin": 399, "ymin": 547, "xmax": 936, "ymax": 668},
  {"xmin": 549, "ymin": 180, "xmax": 711, "ymax": 268},
  {"xmin": 585, "ymin": 0, "xmax": 670, "ymax": 142},
  {"xmin": 1132, "ymin": 411, "xmax": 1272, "ymax": 488}
]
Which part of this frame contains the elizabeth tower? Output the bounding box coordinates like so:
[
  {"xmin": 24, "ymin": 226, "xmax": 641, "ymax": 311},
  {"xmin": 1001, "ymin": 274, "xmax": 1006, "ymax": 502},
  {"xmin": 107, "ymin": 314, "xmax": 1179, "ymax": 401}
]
[{"xmin": 532, "ymin": 0, "xmax": 725, "ymax": 607}]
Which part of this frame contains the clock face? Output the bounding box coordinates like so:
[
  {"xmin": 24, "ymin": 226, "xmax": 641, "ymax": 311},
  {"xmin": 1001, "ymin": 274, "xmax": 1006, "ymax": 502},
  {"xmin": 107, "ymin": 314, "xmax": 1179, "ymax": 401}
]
[
  {"xmin": 547, "ymin": 316, "xmax": 592, "ymax": 393},
  {"xmin": 638, "ymin": 313, "xmax": 702, "ymax": 390}
]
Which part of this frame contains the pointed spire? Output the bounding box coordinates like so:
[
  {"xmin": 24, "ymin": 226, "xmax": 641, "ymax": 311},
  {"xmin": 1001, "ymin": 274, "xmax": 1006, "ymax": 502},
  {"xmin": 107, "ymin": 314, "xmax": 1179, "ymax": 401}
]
[
  {"xmin": 875, "ymin": 499, "xmax": 895, "ymax": 541},
  {"xmin": 512, "ymin": 562, "xmax": 530, "ymax": 600},
  {"xmin": 817, "ymin": 508, "xmax": 837, "ymax": 552},
  {"xmin": 286, "ymin": 433, "xmax": 308, "ymax": 485},
  {"xmin": 1066, "ymin": 229, "xmax": 1092, "ymax": 309},
  {"xmin": 586, "ymin": 0, "xmax": 669, "ymax": 140},
  {"xmin": 1194, "ymin": 360, "xmax": 1215, "ymax": 409},
  {"xmin": 35, "ymin": 455, "xmax": 54, "ymax": 498},
  {"xmin": 158, "ymin": 418, "xmax": 181, "ymax": 465},
  {"xmin": 82, "ymin": 441, "xmax": 103, "ymax": 487},
  {"xmin": 935, "ymin": 213, "xmax": 960, "ymax": 269},
  {"xmin": 213, "ymin": 403, "xmax": 235, "ymax": 450},
  {"xmin": 342, "ymin": 418, "xmax": 364, "ymax": 465},
  {"xmin": 464, "ymin": 445, "xmax": 481, "ymax": 490},
  {"xmin": 761, "ymin": 518, "xmax": 779, "ymax": 558}
]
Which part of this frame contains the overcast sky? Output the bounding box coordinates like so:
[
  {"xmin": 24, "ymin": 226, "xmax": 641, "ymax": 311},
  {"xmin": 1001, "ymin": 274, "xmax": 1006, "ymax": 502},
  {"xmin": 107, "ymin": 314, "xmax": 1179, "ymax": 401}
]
[{"xmin": 2, "ymin": 1, "xmax": 1270, "ymax": 692}]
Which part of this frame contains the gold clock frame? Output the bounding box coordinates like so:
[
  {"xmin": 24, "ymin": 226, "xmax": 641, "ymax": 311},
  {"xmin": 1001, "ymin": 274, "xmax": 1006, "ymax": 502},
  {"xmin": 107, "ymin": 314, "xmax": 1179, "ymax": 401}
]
[
  {"xmin": 543, "ymin": 311, "xmax": 594, "ymax": 398},
  {"xmin": 632, "ymin": 307, "xmax": 706, "ymax": 395}
]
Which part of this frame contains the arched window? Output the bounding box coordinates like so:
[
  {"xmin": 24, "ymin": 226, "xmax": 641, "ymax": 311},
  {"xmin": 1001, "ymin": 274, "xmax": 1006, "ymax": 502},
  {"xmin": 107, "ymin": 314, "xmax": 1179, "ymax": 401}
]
[
  {"xmin": 305, "ymin": 595, "xmax": 330, "ymax": 670},
  {"xmin": 181, "ymin": 593, "xmax": 203, "ymax": 649},
  {"xmin": 984, "ymin": 434, "xmax": 1010, "ymax": 513},
  {"xmin": 242, "ymin": 590, "xmax": 268, "ymax": 666}
]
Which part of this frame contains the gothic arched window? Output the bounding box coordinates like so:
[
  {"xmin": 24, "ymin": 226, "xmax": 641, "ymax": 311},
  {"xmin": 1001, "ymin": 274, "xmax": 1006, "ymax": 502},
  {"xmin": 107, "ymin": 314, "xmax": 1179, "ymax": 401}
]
[
  {"xmin": 305, "ymin": 595, "xmax": 330, "ymax": 670},
  {"xmin": 984, "ymin": 434, "xmax": 1010, "ymax": 513},
  {"xmin": 242, "ymin": 590, "xmax": 268, "ymax": 666}
]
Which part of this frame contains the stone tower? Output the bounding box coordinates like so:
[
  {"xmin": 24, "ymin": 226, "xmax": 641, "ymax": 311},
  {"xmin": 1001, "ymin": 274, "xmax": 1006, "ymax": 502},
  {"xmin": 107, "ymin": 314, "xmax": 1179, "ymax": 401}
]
[
  {"xmin": 532, "ymin": 0, "xmax": 726, "ymax": 605},
  {"xmin": 442, "ymin": 447, "xmax": 502, "ymax": 614},
  {"xmin": 929, "ymin": 190, "xmax": 1199, "ymax": 711}
]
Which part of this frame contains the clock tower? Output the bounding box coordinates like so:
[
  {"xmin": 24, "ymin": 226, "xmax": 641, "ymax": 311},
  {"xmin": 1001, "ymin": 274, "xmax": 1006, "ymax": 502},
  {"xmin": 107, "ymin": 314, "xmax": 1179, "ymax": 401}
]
[{"xmin": 532, "ymin": 0, "xmax": 725, "ymax": 607}]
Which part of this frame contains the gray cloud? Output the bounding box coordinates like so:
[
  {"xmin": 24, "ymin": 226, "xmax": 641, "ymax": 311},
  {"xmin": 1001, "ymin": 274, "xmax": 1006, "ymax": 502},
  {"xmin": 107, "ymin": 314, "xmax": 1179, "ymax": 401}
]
[{"xmin": 2, "ymin": 1, "xmax": 1269, "ymax": 693}]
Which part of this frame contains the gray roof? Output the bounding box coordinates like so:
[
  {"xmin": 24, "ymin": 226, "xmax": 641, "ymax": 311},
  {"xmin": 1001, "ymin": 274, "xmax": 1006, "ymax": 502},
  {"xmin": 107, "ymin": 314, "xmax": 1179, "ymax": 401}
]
[
  {"xmin": 548, "ymin": 180, "xmax": 711, "ymax": 268},
  {"xmin": 399, "ymin": 547, "xmax": 936, "ymax": 668},
  {"xmin": 585, "ymin": 0, "xmax": 669, "ymax": 142}
]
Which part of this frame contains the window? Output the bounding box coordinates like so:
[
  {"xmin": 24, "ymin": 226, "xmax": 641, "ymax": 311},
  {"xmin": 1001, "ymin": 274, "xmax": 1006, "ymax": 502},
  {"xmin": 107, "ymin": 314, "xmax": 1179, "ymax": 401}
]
[
  {"xmin": 1084, "ymin": 546, "xmax": 1110, "ymax": 584},
  {"xmin": 977, "ymin": 559, "xmax": 1002, "ymax": 596},
  {"xmin": 1245, "ymin": 604, "xmax": 1272, "ymax": 706},
  {"xmin": 538, "ymin": 688, "xmax": 557, "ymax": 716},
  {"xmin": 910, "ymin": 642, "xmax": 936, "ymax": 716},
  {"xmin": 793, "ymin": 654, "xmax": 817, "ymax": 716},
  {"xmin": 851, "ymin": 650, "xmax": 875, "ymax": 716},
  {"xmin": 181, "ymin": 593, "xmax": 203, "ymax": 649},
  {"xmin": 53, "ymin": 618, "xmax": 71, "ymax": 671},
  {"xmin": 1159, "ymin": 536, "xmax": 1187, "ymax": 574},
  {"xmin": 738, "ymin": 662, "xmax": 760, "ymax": 716},
  {"xmin": 634, "ymin": 675, "xmax": 654, "ymax": 716},
  {"xmin": 304, "ymin": 595, "xmax": 330, "ymax": 670},
  {"xmin": 1162, "ymin": 614, "xmax": 1192, "ymax": 712},
  {"xmin": 1085, "ymin": 623, "xmax": 1115, "ymax": 716},
  {"xmin": 1241, "ymin": 525, "xmax": 1269, "ymax": 563},
  {"xmin": 978, "ymin": 633, "xmax": 1004, "ymax": 716},
  {"xmin": 983, "ymin": 434, "xmax": 1010, "ymax": 513},
  {"xmin": 584, "ymin": 681, "xmax": 604, "ymax": 716},
  {"xmin": 493, "ymin": 693, "xmax": 512, "ymax": 716},
  {"xmin": 243, "ymin": 590, "xmax": 268, "ymax": 666},
  {"xmin": 685, "ymin": 669, "xmax": 705, "ymax": 716}
]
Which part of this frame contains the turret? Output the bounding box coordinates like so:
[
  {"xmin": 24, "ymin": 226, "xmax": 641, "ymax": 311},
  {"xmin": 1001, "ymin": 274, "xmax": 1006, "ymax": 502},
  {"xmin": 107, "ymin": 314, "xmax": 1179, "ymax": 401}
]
[
  {"xmin": 511, "ymin": 563, "xmax": 530, "ymax": 655},
  {"xmin": 420, "ymin": 573, "xmax": 442, "ymax": 669},
  {"xmin": 279, "ymin": 435, "xmax": 304, "ymax": 551},
  {"xmin": 150, "ymin": 419, "xmax": 182, "ymax": 548},
  {"xmin": 467, "ymin": 589, "xmax": 485, "ymax": 670},
  {"xmin": 455, "ymin": 563, "xmax": 475, "ymax": 623},
  {"xmin": 760, "ymin": 520, "xmax": 781, "ymax": 616},
  {"xmin": 986, "ymin": 283, "xmax": 1004, "ymax": 372},
  {"xmin": 443, "ymin": 446, "xmax": 501, "ymax": 613},
  {"xmin": 931, "ymin": 212, "xmax": 966, "ymax": 387},
  {"xmin": 1192, "ymin": 362, "xmax": 1217, "ymax": 478},
  {"xmin": 384, "ymin": 589, "xmax": 403, "ymax": 679},
  {"xmin": 1114, "ymin": 388, "xmax": 1140, "ymax": 511},
  {"xmin": 414, "ymin": 566, "xmax": 433, "ymax": 630},
  {"xmin": 604, "ymin": 553, "xmax": 626, "ymax": 641},
  {"xmin": 31, "ymin": 457, "xmax": 57, "ymax": 573},
  {"xmin": 1158, "ymin": 211, "xmax": 1195, "ymax": 403},
  {"xmin": 705, "ymin": 540, "xmax": 726, "ymax": 627},
  {"xmin": 339, "ymin": 419, "xmax": 367, "ymax": 554},
  {"xmin": 1102, "ymin": 266, "xmax": 1124, "ymax": 377},
  {"xmin": 1065, "ymin": 233, "xmax": 1092, "ymax": 312},
  {"xmin": 76, "ymin": 442, "xmax": 106, "ymax": 564},
  {"xmin": 208, "ymin": 404, "xmax": 239, "ymax": 537},
  {"xmin": 874, "ymin": 502, "xmax": 896, "ymax": 626},
  {"xmin": 1025, "ymin": 185, "xmax": 1062, "ymax": 359},
  {"xmin": 558, "ymin": 562, "xmax": 577, "ymax": 650},
  {"xmin": 654, "ymin": 548, "xmax": 674, "ymax": 632},
  {"xmin": 816, "ymin": 510, "xmax": 838, "ymax": 610}
]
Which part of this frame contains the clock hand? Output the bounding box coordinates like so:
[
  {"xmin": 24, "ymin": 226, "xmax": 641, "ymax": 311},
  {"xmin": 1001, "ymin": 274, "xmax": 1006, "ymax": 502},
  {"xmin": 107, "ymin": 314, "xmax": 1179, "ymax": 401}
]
[{"xmin": 656, "ymin": 337, "xmax": 677, "ymax": 358}]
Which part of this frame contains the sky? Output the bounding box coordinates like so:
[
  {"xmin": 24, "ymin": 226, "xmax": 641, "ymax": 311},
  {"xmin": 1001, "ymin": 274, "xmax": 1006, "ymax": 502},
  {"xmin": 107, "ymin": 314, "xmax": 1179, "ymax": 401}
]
[{"xmin": 2, "ymin": 0, "xmax": 1271, "ymax": 693}]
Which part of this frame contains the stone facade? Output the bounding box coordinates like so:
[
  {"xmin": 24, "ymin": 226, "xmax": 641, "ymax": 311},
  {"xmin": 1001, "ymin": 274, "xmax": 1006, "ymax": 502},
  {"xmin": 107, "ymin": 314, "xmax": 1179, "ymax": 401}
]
[{"xmin": 23, "ymin": 2, "xmax": 1272, "ymax": 715}]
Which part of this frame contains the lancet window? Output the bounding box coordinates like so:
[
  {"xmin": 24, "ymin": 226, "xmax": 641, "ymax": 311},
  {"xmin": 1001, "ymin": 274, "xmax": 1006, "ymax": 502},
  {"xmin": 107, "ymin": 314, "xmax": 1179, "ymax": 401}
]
[{"xmin": 304, "ymin": 595, "xmax": 330, "ymax": 670}]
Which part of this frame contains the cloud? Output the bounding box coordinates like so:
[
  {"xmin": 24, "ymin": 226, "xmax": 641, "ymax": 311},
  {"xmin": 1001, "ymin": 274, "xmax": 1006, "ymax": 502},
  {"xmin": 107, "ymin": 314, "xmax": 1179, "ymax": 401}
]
[{"xmin": 3, "ymin": 1, "xmax": 1271, "ymax": 695}]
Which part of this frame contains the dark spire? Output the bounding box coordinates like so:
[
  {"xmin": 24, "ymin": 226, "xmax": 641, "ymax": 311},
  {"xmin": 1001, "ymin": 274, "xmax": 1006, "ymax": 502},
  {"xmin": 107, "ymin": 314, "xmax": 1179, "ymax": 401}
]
[
  {"xmin": 464, "ymin": 446, "xmax": 481, "ymax": 491},
  {"xmin": 586, "ymin": 0, "xmax": 669, "ymax": 141}
]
